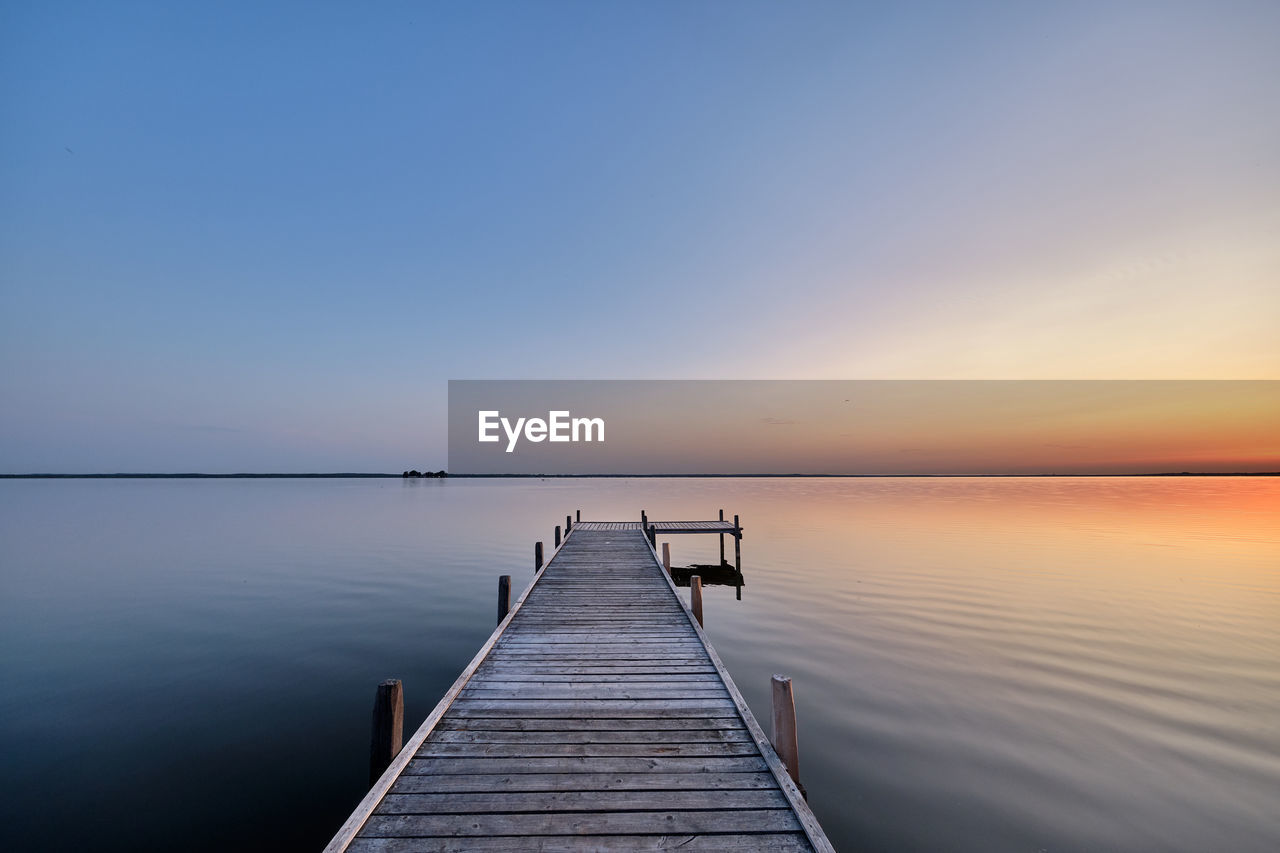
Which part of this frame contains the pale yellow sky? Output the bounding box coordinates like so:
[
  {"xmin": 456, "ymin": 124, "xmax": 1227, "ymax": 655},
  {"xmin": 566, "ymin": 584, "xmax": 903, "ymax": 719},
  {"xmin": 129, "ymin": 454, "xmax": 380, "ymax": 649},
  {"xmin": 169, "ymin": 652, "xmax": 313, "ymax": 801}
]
[{"xmin": 737, "ymin": 213, "xmax": 1280, "ymax": 380}]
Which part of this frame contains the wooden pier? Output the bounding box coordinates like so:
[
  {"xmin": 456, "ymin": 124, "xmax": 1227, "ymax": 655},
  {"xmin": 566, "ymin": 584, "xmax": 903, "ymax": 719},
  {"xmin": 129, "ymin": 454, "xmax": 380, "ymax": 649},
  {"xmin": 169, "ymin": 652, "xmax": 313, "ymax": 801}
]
[{"xmin": 326, "ymin": 514, "xmax": 832, "ymax": 852}]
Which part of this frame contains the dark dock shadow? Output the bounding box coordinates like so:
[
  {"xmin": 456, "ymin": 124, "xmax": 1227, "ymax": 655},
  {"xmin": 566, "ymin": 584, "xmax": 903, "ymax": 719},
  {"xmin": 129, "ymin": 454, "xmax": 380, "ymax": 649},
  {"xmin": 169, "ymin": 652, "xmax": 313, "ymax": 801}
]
[{"xmin": 670, "ymin": 562, "xmax": 746, "ymax": 600}]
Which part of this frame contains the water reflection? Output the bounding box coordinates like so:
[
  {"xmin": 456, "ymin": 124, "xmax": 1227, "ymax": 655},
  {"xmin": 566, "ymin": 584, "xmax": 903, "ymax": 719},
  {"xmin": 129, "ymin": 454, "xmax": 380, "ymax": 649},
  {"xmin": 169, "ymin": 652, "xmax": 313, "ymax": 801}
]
[{"xmin": 669, "ymin": 561, "xmax": 746, "ymax": 600}]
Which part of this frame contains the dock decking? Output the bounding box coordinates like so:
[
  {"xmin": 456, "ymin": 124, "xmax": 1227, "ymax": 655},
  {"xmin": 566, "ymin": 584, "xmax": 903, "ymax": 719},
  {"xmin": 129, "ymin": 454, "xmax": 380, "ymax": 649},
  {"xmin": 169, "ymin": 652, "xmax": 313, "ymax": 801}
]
[
  {"xmin": 574, "ymin": 520, "xmax": 737, "ymax": 534},
  {"xmin": 326, "ymin": 520, "xmax": 832, "ymax": 852}
]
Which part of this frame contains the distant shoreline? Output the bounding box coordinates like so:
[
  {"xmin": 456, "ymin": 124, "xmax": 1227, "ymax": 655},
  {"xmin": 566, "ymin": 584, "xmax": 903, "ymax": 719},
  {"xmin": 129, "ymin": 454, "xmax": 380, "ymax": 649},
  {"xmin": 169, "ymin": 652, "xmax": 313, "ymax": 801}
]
[
  {"xmin": 2, "ymin": 472, "xmax": 1277, "ymax": 479},
  {"xmin": 0, "ymin": 473, "xmax": 400, "ymax": 479}
]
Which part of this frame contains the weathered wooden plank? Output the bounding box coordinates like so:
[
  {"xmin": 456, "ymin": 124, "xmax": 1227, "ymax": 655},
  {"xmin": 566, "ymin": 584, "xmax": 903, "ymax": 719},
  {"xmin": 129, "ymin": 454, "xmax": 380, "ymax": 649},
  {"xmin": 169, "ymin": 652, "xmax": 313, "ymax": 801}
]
[
  {"xmin": 403, "ymin": 756, "xmax": 769, "ymax": 775},
  {"xmin": 348, "ymin": 834, "xmax": 813, "ymax": 852},
  {"xmin": 458, "ymin": 686, "xmax": 732, "ymax": 696},
  {"xmin": 497, "ymin": 630, "xmax": 692, "ymax": 636},
  {"xmin": 361, "ymin": 808, "xmax": 803, "ymax": 837},
  {"xmin": 531, "ymin": 586, "xmax": 669, "ymax": 591},
  {"xmin": 481, "ymin": 657, "xmax": 714, "ymax": 666},
  {"xmin": 428, "ymin": 729, "xmax": 754, "ymax": 745},
  {"xmin": 520, "ymin": 600, "xmax": 682, "ymax": 607},
  {"xmin": 484, "ymin": 648, "xmax": 707, "ymax": 657},
  {"xmin": 517, "ymin": 591, "xmax": 673, "ymax": 597},
  {"xmin": 389, "ymin": 771, "xmax": 781, "ymax": 794},
  {"xmin": 485, "ymin": 652, "xmax": 708, "ymax": 660},
  {"xmin": 500, "ymin": 625, "xmax": 693, "ymax": 631},
  {"xmin": 488, "ymin": 645, "xmax": 704, "ymax": 654},
  {"xmin": 479, "ymin": 663, "xmax": 714, "ymax": 671},
  {"xmin": 501, "ymin": 624, "xmax": 695, "ymax": 631},
  {"xmin": 376, "ymin": 788, "xmax": 790, "ymax": 814},
  {"xmin": 528, "ymin": 580, "xmax": 669, "ymax": 585},
  {"xmin": 481, "ymin": 667, "xmax": 721, "ymax": 676},
  {"xmin": 522, "ymin": 592, "xmax": 678, "ymax": 597},
  {"xmin": 510, "ymin": 609, "xmax": 689, "ymax": 616},
  {"xmin": 481, "ymin": 657, "xmax": 713, "ymax": 666},
  {"xmin": 531, "ymin": 580, "xmax": 666, "ymax": 585},
  {"xmin": 498, "ymin": 621, "xmax": 690, "ymax": 631},
  {"xmin": 492, "ymin": 637, "xmax": 697, "ymax": 645},
  {"xmin": 435, "ymin": 717, "xmax": 745, "ymax": 733},
  {"xmin": 463, "ymin": 679, "xmax": 726, "ymax": 690},
  {"xmin": 509, "ymin": 610, "xmax": 689, "ymax": 616},
  {"xmin": 513, "ymin": 613, "xmax": 681, "ymax": 618},
  {"xmin": 511, "ymin": 614, "xmax": 690, "ymax": 620},
  {"xmin": 508, "ymin": 621, "xmax": 692, "ymax": 627},
  {"xmin": 501, "ymin": 625, "xmax": 691, "ymax": 631},
  {"xmin": 468, "ymin": 674, "xmax": 725, "ymax": 684},
  {"xmin": 526, "ymin": 585, "xmax": 672, "ymax": 590},
  {"xmin": 478, "ymin": 660, "xmax": 721, "ymax": 666},
  {"xmin": 417, "ymin": 742, "xmax": 762, "ymax": 759},
  {"xmin": 446, "ymin": 699, "xmax": 739, "ymax": 717},
  {"xmin": 462, "ymin": 681, "xmax": 728, "ymax": 692},
  {"xmin": 520, "ymin": 602, "xmax": 674, "ymax": 606}
]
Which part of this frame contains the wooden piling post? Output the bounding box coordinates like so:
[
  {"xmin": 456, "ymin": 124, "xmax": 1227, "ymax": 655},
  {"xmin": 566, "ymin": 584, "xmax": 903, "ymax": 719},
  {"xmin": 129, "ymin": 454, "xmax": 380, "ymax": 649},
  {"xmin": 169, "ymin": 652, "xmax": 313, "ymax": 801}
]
[
  {"xmin": 566, "ymin": 514, "xmax": 572, "ymax": 533},
  {"xmin": 370, "ymin": 679, "xmax": 404, "ymax": 785},
  {"xmin": 535, "ymin": 541, "xmax": 543, "ymax": 571},
  {"xmin": 719, "ymin": 509, "xmax": 726, "ymax": 565},
  {"xmin": 648, "ymin": 524, "xmax": 656, "ymax": 548},
  {"xmin": 690, "ymin": 575, "xmax": 703, "ymax": 627},
  {"xmin": 771, "ymin": 674, "xmax": 800, "ymax": 788},
  {"xmin": 641, "ymin": 509, "xmax": 647, "ymax": 527},
  {"xmin": 497, "ymin": 575, "xmax": 511, "ymax": 625},
  {"xmin": 734, "ymin": 514, "xmax": 742, "ymax": 573},
  {"xmin": 555, "ymin": 525, "xmax": 561, "ymax": 547},
  {"xmin": 576, "ymin": 509, "xmax": 581, "ymax": 522},
  {"xmin": 662, "ymin": 542, "xmax": 671, "ymax": 574}
]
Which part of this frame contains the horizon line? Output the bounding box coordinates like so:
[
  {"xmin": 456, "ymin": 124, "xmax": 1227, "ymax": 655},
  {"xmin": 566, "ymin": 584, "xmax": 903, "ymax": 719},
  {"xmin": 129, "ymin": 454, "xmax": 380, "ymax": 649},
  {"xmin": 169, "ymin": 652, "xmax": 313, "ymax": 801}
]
[{"xmin": 3, "ymin": 472, "xmax": 1278, "ymax": 479}]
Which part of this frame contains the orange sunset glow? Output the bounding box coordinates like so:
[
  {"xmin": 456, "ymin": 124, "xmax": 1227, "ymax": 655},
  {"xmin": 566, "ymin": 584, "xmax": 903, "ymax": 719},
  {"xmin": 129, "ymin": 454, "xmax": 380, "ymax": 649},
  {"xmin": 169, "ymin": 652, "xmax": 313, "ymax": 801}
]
[{"xmin": 449, "ymin": 381, "xmax": 1279, "ymax": 475}]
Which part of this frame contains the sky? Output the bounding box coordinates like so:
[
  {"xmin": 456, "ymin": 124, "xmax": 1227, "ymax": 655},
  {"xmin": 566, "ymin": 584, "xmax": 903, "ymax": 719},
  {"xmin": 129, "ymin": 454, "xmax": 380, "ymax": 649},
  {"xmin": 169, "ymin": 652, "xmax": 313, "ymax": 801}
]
[{"xmin": 2, "ymin": 1, "xmax": 1278, "ymax": 472}]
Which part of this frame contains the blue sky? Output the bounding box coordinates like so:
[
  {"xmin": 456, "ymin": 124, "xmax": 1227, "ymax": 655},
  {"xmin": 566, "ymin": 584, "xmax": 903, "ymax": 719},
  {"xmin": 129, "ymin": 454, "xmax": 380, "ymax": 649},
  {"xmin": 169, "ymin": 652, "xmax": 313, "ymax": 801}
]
[{"xmin": 2, "ymin": 1, "xmax": 1277, "ymax": 471}]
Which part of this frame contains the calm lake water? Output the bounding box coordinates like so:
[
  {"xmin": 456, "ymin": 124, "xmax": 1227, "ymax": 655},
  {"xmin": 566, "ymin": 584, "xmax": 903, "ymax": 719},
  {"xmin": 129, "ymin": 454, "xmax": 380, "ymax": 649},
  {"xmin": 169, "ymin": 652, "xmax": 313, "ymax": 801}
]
[{"xmin": 1, "ymin": 477, "xmax": 1277, "ymax": 851}]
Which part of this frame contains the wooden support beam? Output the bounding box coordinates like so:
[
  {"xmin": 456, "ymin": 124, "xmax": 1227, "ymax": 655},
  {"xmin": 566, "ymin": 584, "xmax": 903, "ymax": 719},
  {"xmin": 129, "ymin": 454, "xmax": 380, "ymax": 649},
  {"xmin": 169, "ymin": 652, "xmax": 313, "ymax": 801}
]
[
  {"xmin": 370, "ymin": 679, "xmax": 404, "ymax": 785},
  {"xmin": 575, "ymin": 509, "xmax": 581, "ymax": 522},
  {"xmin": 771, "ymin": 675, "xmax": 800, "ymax": 790},
  {"xmin": 566, "ymin": 514, "xmax": 572, "ymax": 533},
  {"xmin": 497, "ymin": 575, "xmax": 511, "ymax": 625},
  {"xmin": 555, "ymin": 525, "xmax": 561, "ymax": 547},
  {"xmin": 648, "ymin": 524, "xmax": 656, "ymax": 548},
  {"xmin": 534, "ymin": 541, "xmax": 543, "ymax": 571},
  {"xmin": 690, "ymin": 575, "xmax": 704, "ymax": 628}
]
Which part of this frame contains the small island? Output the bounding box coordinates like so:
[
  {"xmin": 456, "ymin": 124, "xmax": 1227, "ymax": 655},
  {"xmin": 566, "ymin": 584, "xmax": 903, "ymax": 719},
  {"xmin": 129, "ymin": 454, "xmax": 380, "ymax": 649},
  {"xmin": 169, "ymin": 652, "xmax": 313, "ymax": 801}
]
[{"xmin": 402, "ymin": 470, "xmax": 448, "ymax": 478}]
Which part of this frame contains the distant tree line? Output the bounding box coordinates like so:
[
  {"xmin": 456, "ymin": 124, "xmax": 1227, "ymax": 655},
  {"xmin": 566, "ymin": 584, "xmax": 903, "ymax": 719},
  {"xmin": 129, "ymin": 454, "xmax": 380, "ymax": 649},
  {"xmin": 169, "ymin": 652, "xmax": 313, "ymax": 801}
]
[{"xmin": 403, "ymin": 470, "xmax": 448, "ymax": 478}]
